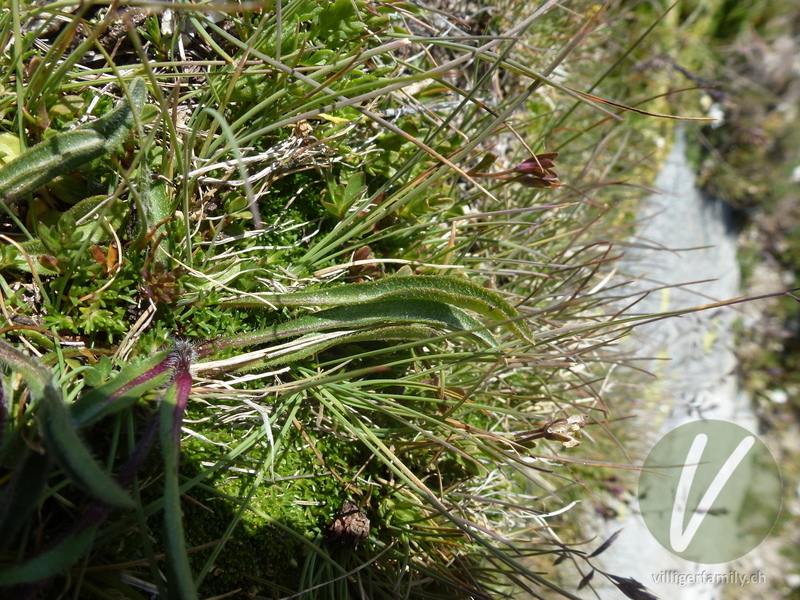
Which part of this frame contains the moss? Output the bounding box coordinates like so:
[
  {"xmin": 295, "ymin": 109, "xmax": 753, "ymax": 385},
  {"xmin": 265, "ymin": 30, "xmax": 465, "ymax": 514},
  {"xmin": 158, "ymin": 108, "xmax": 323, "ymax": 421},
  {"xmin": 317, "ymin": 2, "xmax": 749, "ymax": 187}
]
[
  {"xmin": 174, "ymin": 401, "xmax": 378, "ymax": 596},
  {"xmin": 182, "ymin": 498, "xmax": 305, "ymax": 597},
  {"xmin": 253, "ymin": 171, "xmax": 331, "ymax": 251}
]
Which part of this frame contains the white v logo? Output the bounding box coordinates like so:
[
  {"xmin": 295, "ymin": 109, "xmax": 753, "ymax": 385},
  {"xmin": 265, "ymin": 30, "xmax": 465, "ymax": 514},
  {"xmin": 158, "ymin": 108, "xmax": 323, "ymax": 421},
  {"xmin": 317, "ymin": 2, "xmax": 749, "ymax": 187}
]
[{"xmin": 669, "ymin": 433, "xmax": 755, "ymax": 552}]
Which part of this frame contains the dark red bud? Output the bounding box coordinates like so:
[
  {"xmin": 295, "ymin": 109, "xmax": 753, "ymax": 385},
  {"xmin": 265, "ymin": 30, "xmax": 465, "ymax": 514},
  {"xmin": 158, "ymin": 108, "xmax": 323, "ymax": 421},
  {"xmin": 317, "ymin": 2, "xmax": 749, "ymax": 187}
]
[{"xmin": 515, "ymin": 152, "xmax": 559, "ymax": 175}]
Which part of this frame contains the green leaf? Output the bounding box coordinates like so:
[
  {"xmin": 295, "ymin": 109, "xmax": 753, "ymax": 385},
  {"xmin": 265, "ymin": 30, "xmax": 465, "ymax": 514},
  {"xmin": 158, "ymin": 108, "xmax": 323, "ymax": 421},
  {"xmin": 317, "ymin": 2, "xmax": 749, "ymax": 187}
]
[
  {"xmin": 71, "ymin": 350, "xmax": 172, "ymax": 428},
  {"xmin": 0, "ymin": 196, "xmax": 129, "ymax": 273},
  {"xmin": 205, "ymin": 325, "xmax": 447, "ymax": 373},
  {"xmin": 0, "ymin": 525, "xmax": 97, "ymax": 586},
  {"xmin": 63, "ymin": 194, "xmax": 129, "ymax": 232},
  {"xmin": 81, "ymin": 77, "xmax": 147, "ymax": 151},
  {"xmin": 0, "ymin": 132, "xmax": 21, "ymax": 163},
  {"xmin": 83, "ymin": 355, "xmax": 113, "ymax": 387},
  {"xmin": 323, "ymin": 172, "xmax": 366, "ymax": 219},
  {"xmin": 218, "ymin": 275, "xmax": 533, "ymax": 343},
  {"xmin": 0, "ymin": 130, "xmax": 106, "ymax": 200},
  {"xmin": 0, "ymin": 78, "xmax": 146, "ymax": 201},
  {"xmin": 39, "ymin": 382, "xmax": 134, "ymax": 508},
  {"xmin": 0, "ymin": 451, "xmax": 51, "ymax": 553},
  {"xmin": 201, "ymin": 298, "xmax": 498, "ymax": 360},
  {"xmin": 49, "ymin": 94, "xmax": 86, "ymax": 119},
  {"xmin": 144, "ymin": 178, "xmax": 174, "ymax": 258},
  {"xmin": 342, "ymin": 171, "xmax": 366, "ymax": 209},
  {"xmin": 314, "ymin": 0, "xmax": 366, "ymax": 41},
  {"xmin": 0, "ymin": 339, "xmax": 50, "ymax": 397}
]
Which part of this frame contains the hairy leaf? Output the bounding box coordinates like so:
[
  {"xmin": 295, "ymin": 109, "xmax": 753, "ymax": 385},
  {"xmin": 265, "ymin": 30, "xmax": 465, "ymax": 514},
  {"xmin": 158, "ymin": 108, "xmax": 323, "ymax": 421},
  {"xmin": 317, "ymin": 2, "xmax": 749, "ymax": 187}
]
[
  {"xmin": 0, "ymin": 130, "xmax": 106, "ymax": 200},
  {"xmin": 0, "ymin": 451, "xmax": 51, "ymax": 553},
  {"xmin": 71, "ymin": 350, "xmax": 173, "ymax": 428},
  {"xmin": 215, "ymin": 275, "xmax": 532, "ymax": 339},
  {"xmin": 199, "ymin": 298, "xmax": 499, "ymax": 358},
  {"xmin": 0, "ymin": 340, "xmax": 50, "ymax": 396},
  {"xmin": 0, "ymin": 525, "xmax": 97, "ymax": 586},
  {"xmin": 39, "ymin": 382, "xmax": 134, "ymax": 508},
  {"xmin": 0, "ymin": 78, "xmax": 146, "ymax": 201},
  {"xmin": 81, "ymin": 78, "xmax": 147, "ymax": 149},
  {"xmin": 197, "ymin": 325, "xmax": 451, "ymax": 373},
  {"xmin": 160, "ymin": 350, "xmax": 199, "ymax": 600}
]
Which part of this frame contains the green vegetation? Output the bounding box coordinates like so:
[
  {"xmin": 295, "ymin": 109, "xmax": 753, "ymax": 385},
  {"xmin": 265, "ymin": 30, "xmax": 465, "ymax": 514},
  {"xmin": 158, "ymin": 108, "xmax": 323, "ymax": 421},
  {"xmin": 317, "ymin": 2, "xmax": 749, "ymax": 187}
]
[{"xmin": 3, "ymin": 1, "xmax": 786, "ymax": 599}]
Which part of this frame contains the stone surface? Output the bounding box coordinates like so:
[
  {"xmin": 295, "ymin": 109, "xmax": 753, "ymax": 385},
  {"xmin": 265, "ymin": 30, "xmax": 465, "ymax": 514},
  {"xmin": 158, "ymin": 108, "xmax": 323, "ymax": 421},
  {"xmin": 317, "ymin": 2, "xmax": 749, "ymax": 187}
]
[{"xmin": 588, "ymin": 127, "xmax": 755, "ymax": 600}]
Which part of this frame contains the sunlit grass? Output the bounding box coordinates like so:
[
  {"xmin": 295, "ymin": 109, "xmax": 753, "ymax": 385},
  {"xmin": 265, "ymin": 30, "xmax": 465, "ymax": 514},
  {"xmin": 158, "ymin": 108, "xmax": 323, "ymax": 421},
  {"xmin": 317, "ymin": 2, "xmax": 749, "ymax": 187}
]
[{"xmin": 0, "ymin": 1, "xmax": 720, "ymax": 598}]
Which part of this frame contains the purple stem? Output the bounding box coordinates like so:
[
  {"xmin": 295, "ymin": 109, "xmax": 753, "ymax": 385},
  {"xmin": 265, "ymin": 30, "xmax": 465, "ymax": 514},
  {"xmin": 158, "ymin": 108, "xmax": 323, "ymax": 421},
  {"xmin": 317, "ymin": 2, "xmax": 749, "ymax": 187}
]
[
  {"xmin": 107, "ymin": 356, "xmax": 174, "ymax": 404},
  {"xmin": 167, "ymin": 342, "xmax": 194, "ymax": 445}
]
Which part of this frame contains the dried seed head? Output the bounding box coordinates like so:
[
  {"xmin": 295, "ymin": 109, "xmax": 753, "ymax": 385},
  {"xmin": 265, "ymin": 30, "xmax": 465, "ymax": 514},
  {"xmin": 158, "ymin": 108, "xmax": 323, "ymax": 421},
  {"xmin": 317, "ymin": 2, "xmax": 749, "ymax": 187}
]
[
  {"xmin": 545, "ymin": 414, "xmax": 587, "ymax": 448},
  {"xmin": 326, "ymin": 500, "xmax": 370, "ymax": 547}
]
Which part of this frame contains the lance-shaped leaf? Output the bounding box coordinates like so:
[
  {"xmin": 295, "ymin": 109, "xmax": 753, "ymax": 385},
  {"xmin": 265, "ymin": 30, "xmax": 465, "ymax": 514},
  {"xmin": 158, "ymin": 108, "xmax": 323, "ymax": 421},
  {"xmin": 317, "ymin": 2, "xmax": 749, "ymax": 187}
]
[
  {"xmin": 219, "ymin": 277, "xmax": 530, "ymax": 342},
  {"xmin": 209, "ymin": 275, "xmax": 531, "ymax": 343},
  {"xmin": 39, "ymin": 381, "xmax": 135, "ymax": 509},
  {"xmin": 0, "ymin": 339, "xmax": 50, "ymax": 397},
  {"xmin": 0, "ymin": 78, "xmax": 146, "ymax": 201},
  {"xmin": 81, "ymin": 78, "xmax": 147, "ymax": 149},
  {"xmin": 0, "ymin": 451, "xmax": 51, "ymax": 553},
  {"xmin": 71, "ymin": 350, "xmax": 173, "ymax": 428},
  {"xmin": 0, "ymin": 525, "xmax": 98, "ymax": 586},
  {"xmin": 198, "ymin": 298, "xmax": 498, "ymax": 359},
  {"xmin": 0, "ymin": 417, "xmax": 159, "ymax": 586},
  {"xmin": 0, "ymin": 339, "xmax": 134, "ymax": 508},
  {"xmin": 0, "ymin": 130, "xmax": 106, "ymax": 200}
]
